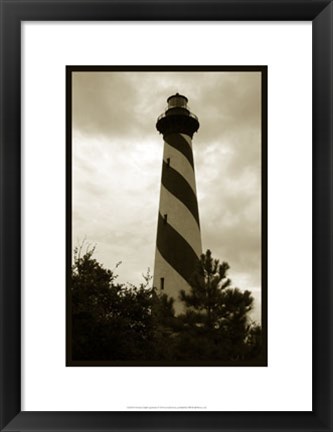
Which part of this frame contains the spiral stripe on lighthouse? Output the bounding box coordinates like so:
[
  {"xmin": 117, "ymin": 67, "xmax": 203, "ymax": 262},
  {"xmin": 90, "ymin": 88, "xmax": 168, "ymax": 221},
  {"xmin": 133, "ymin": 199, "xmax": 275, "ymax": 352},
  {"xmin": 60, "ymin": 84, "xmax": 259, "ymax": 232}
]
[
  {"xmin": 161, "ymin": 161, "xmax": 200, "ymax": 227},
  {"xmin": 163, "ymin": 133, "xmax": 194, "ymax": 168},
  {"xmin": 159, "ymin": 185, "xmax": 202, "ymax": 257},
  {"xmin": 156, "ymin": 213, "xmax": 200, "ymax": 286},
  {"xmin": 179, "ymin": 133, "xmax": 193, "ymax": 147},
  {"xmin": 163, "ymin": 142, "xmax": 197, "ymax": 194}
]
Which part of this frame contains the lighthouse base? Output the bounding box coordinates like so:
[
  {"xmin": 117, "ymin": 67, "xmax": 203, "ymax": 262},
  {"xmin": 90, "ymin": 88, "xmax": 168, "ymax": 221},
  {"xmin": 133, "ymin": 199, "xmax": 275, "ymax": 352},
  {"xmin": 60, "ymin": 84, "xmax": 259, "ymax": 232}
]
[{"xmin": 153, "ymin": 249, "xmax": 192, "ymax": 316}]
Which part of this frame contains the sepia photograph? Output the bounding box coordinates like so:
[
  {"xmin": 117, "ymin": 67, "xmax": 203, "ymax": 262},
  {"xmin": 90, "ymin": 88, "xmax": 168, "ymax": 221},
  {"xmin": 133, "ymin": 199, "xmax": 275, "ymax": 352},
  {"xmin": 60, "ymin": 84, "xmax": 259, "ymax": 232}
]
[{"xmin": 67, "ymin": 66, "xmax": 267, "ymax": 366}]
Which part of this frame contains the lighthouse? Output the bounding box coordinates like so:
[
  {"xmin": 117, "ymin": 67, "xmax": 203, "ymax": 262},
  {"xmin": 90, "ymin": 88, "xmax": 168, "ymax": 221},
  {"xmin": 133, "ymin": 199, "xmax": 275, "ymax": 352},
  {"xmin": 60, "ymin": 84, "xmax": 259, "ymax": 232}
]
[{"xmin": 153, "ymin": 93, "xmax": 202, "ymax": 314}]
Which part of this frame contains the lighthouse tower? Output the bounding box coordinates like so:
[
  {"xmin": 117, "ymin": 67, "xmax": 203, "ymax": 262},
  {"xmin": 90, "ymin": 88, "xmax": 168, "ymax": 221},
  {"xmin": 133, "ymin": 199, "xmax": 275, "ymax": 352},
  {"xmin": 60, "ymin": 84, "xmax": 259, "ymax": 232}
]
[{"xmin": 153, "ymin": 93, "xmax": 202, "ymax": 314}]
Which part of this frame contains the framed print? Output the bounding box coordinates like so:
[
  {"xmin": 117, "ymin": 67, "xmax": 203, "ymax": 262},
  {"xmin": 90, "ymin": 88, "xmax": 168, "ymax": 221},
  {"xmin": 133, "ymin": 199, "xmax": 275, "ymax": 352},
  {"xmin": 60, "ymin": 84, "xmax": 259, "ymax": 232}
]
[
  {"xmin": 0, "ymin": 0, "xmax": 332, "ymax": 431},
  {"xmin": 66, "ymin": 65, "xmax": 267, "ymax": 367}
]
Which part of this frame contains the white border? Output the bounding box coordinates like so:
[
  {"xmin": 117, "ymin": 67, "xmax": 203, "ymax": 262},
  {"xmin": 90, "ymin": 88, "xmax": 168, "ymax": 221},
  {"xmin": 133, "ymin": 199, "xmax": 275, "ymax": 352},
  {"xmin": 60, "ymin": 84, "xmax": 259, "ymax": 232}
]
[{"xmin": 22, "ymin": 22, "xmax": 312, "ymax": 411}]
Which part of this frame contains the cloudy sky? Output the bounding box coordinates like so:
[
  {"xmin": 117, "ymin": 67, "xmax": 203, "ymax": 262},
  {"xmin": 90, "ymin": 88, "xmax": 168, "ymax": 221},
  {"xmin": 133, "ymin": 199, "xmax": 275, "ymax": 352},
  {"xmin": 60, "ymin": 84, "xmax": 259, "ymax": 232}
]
[{"xmin": 72, "ymin": 70, "xmax": 262, "ymax": 322}]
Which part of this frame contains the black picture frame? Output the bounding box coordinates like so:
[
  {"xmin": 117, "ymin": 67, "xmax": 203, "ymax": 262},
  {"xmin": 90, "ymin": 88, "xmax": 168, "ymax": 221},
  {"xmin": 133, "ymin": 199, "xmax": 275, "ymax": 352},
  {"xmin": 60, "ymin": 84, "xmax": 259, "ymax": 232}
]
[{"xmin": 0, "ymin": 0, "xmax": 332, "ymax": 431}]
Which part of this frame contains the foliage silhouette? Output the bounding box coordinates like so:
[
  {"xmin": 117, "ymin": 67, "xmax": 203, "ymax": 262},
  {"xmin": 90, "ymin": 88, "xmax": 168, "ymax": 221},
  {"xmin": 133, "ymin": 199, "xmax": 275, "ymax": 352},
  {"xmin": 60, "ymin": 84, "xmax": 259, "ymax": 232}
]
[
  {"xmin": 71, "ymin": 245, "xmax": 154, "ymax": 360},
  {"xmin": 172, "ymin": 250, "xmax": 261, "ymax": 361},
  {"xmin": 70, "ymin": 246, "xmax": 263, "ymax": 362}
]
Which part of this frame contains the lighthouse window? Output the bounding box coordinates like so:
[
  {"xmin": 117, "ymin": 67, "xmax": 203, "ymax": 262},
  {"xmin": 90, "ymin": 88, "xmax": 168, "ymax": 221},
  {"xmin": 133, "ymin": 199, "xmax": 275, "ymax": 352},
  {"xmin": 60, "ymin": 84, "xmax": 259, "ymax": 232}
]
[
  {"xmin": 160, "ymin": 278, "xmax": 164, "ymax": 290},
  {"xmin": 163, "ymin": 214, "xmax": 168, "ymax": 224},
  {"xmin": 168, "ymin": 95, "xmax": 187, "ymax": 109},
  {"xmin": 166, "ymin": 157, "xmax": 170, "ymax": 166}
]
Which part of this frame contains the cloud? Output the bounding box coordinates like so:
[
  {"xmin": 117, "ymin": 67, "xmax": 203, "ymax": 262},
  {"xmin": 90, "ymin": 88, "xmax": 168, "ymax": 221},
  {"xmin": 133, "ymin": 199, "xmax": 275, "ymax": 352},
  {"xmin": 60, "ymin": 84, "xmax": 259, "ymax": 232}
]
[{"xmin": 72, "ymin": 70, "xmax": 263, "ymax": 320}]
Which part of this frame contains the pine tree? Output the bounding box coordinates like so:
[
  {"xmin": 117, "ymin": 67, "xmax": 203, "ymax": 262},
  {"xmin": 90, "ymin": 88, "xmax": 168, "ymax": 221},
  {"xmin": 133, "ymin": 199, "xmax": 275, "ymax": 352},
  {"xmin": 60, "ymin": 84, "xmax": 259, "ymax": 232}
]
[
  {"xmin": 177, "ymin": 250, "xmax": 258, "ymax": 361},
  {"xmin": 180, "ymin": 249, "xmax": 232, "ymax": 329}
]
